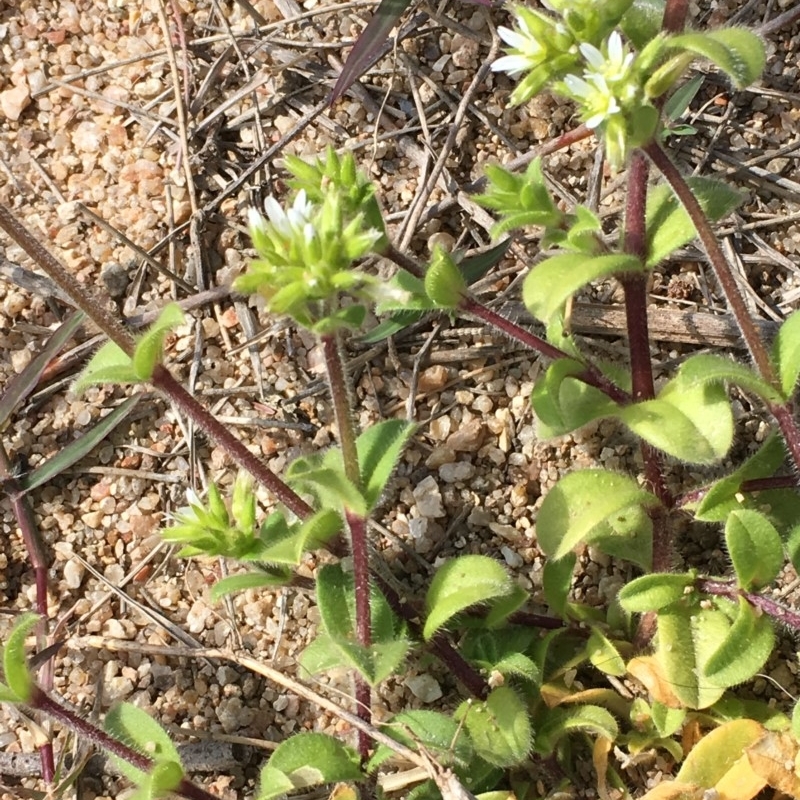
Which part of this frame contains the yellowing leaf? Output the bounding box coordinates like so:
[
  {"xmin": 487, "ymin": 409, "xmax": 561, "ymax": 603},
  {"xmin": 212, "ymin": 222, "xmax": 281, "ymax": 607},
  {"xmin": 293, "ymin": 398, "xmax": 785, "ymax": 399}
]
[
  {"xmin": 637, "ymin": 783, "xmax": 703, "ymax": 800},
  {"xmin": 746, "ymin": 731, "xmax": 800, "ymax": 796},
  {"xmin": 713, "ymin": 753, "xmax": 766, "ymax": 800},
  {"xmin": 676, "ymin": 719, "xmax": 764, "ymax": 787}
]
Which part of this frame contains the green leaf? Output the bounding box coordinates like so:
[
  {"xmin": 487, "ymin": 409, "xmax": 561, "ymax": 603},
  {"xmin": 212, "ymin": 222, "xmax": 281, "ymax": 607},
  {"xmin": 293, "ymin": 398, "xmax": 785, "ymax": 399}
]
[
  {"xmin": 536, "ymin": 469, "xmax": 658, "ymax": 561},
  {"xmin": 703, "ymin": 597, "xmax": 774, "ymax": 687},
  {"xmin": 678, "ymin": 352, "xmax": 783, "ymax": 404},
  {"xmin": 694, "ymin": 432, "xmax": 786, "ymax": 522},
  {"xmin": 424, "ymin": 245, "xmax": 467, "ymax": 309},
  {"xmin": 359, "ymin": 310, "xmax": 424, "ymax": 343},
  {"xmin": 260, "ymin": 509, "xmax": 342, "ymax": 565},
  {"xmin": 23, "ymin": 396, "xmax": 140, "ymax": 492},
  {"xmin": 542, "ymin": 553, "xmax": 576, "ymax": 618},
  {"xmin": 2, "ymin": 612, "xmax": 39, "ymax": 702},
  {"xmin": 72, "ymin": 341, "xmax": 138, "ymax": 394},
  {"xmin": 663, "ymin": 73, "xmax": 705, "ymax": 123},
  {"xmin": 656, "ymin": 602, "xmax": 729, "ymax": 709},
  {"xmin": 104, "ymin": 703, "xmax": 182, "ymax": 786},
  {"xmin": 618, "ymin": 379, "xmax": 733, "ymax": 464},
  {"xmin": 459, "ymin": 240, "xmax": 512, "ymax": 285},
  {"xmin": 587, "ymin": 628, "xmax": 626, "ymax": 677},
  {"xmin": 531, "ymin": 360, "xmax": 618, "ymax": 437},
  {"xmin": 523, "ymin": 253, "xmax": 644, "ymax": 324},
  {"xmin": 484, "ymin": 583, "xmax": 529, "ymax": 628},
  {"xmin": 620, "ymin": 0, "xmax": 665, "ymax": 49},
  {"xmin": 772, "ymin": 309, "xmax": 800, "ymax": 398},
  {"xmin": 148, "ymin": 761, "xmax": 184, "ymax": 797},
  {"xmin": 423, "ymin": 555, "xmax": 516, "ymax": 640},
  {"xmin": 131, "ymin": 303, "xmax": 184, "ymax": 380},
  {"xmin": 725, "ymin": 509, "xmax": 784, "ymax": 590},
  {"xmin": 286, "ymin": 453, "xmax": 366, "ymax": 514},
  {"xmin": 645, "ymin": 177, "xmax": 743, "ymax": 267},
  {"xmin": 0, "ymin": 310, "xmax": 85, "ymax": 429},
  {"xmin": 669, "ymin": 28, "xmax": 766, "ymax": 89},
  {"xmin": 534, "ymin": 705, "xmax": 619, "ymax": 755},
  {"xmin": 258, "ymin": 733, "xmax": 363, "ymax": 800},
  {"xmin": 585, "ymin": 502, "xmax": 653, "ymax": 571},
  {"xmin": 651, "ymin": 702, "xmax": 686, "ymax": 738},
  {"xmin": 460, "ymin": 628, "xmax": 540, "ymax": 684},
  {"xmin": 369, "ymin": 710, "xmax": 474, "ymax": 773},
  {"xmin": 315, "ymin": 564, "xmax": 408, "ymax": 684},
  {"xmin": 210, "ymin": 569, "xmax": 292, "ymax": 602},
  {"xmin": 356, "ymin": 419, "xmax": 416, "ymax": 510},
  {"xmin": 618, "ymin": 573, "xmax": 695, "ymax": 613},
  {"xmin": 298, "ymin": 633, "xmax": 345, "ymax": 676},
  {"xmin": 455, "ymin": 687, "xmax": 532, "ymax": 767}
]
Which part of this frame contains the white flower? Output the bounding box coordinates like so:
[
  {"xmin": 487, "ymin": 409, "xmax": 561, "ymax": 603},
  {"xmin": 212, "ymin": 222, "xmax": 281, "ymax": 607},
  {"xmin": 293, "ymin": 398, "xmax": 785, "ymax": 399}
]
[
  {"xmin": 579, "ymin": 31, "xmax": 634, "ymax": 84},
  {"xmin": 492, "ymin": 22, "xmax": 546, "ymax": 77},
  {"xmin": 563, "ymin": 73, "xmax": 620, "ymax": 129},
  {"xmin": 250, "ymin": 190, "xmax": 316, "ymax": 244}
]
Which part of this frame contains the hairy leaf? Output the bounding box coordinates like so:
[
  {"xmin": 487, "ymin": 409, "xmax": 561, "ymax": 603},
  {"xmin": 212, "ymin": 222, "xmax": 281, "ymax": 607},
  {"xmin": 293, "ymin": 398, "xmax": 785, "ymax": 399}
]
[
  {"xmin": 423, "ymin": 555, "xmax": 516, "ymax": 640},
  {"xmin": 536, "ymin": 469, "xmax": 658, "ymax": 560},
  {"xmin": 542, "ymin": 553, "xmax": 576, "ymax": 618},
  {"xmin": 656, "ymin": 602, "xmax": 729, "ymax": 709},
  {"xmin": 357, "ymin": 419, "xmax": 416, "ymax": 510},
  {"xmin": 523, "ymin": 253, "xmax": 644, "ymax": 324},
  {"xmin": 534, "ymin": 705, "xmax": 619, "ymax": 755},
  {"xmin": 646, "ymin": 177, "xmax": 743, "ymax": 267},
  {"xmin": 725, "ymin": 510, "xmax": 784, "ymax": 590},
  {"xmin": 669, "ymin": 28, "xmax": 765, "ymax": 89},
  {"xmin": 72, "ymin": 341, "xmax": 138, "ymax": 394},
  {"xmin": 618, "ymin": 379, "xmax": 733, "ymax": 464},
  {"xmin": 619, "ymin": 573, "xmax": 695, "ymax": 613},
  {"xmin": 772, "ymin": 309, "xmax": 800, "ymax": 398},
  {"xmin": 675, "ymin": 718, "xmax": 764, "ymax": 787},
  {"xmin": 455, "ymin": 687, "xmax": 532, "ymax": 767},
  {"xmin": 131, "ymin": 303, "xmax": 184, "ymax": 380},
  {"xmin": 2, "ymin": 612, "xmax": 39, "ymax": 702},
  {"xmin": 210, "ymin": 569, "xmax": 292, "ymax": 602},
  {"xmin": 104, "ymin": 703, "xmax": 182, "ymax": 787},
  {"xmin": 258, "ymin": 733, "xmax": 362, "ymax": 800},
  {"xmin": 587, "ymin": 628, "xmax": 626, "ymax": 677},
  {"xmin": 678, "ymin": 353, "xmax": 783, "ymax": 404},
  {"xmin": 703, "ymin": 598, "xmax": 774, "ymax": 687}
]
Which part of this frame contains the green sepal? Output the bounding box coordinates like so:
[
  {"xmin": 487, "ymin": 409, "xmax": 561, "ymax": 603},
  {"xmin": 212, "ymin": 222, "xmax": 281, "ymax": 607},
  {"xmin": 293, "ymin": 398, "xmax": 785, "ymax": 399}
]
[
  {"xmin": 772, "ymin": 309, "xmax": 800, "ymax": 397},
  {"xmin": 702, "ymin": 597, "xmax": 774, "ymax": 687},
  {"xmin": 618, "ymin": 573, "xmax": 695, "ymax": 613},
  {"xmin": 1, "ymin": 612, "xmax": 39, "ymax": 702},
  {"xmin": 668, "ymin": 28, "xmax": 766, "ymax": 90},
  {"xmin": 455, "ymin": 687, "xmax": 532, "ymax": 767},
  {"xmin": 536, "ymin": 469, "xmax": 658, "ymax": 561},
  {"xmin": 424, "ymin": 245, "xmax": 467, "ymax": 309},
  {"xmin": 725, "ymin": 509, "xmax": 784, "ymax": 590},
  {"xmin": 523, "ymin": 253, "xmax": 644, "ymax": 325},
  {"xmin": 257, "ymin": 733, "xmax": 363, "ymax": 800},
  {"xmin": 423, "ymin": 555, "xmax": 517, "ymax": 641},
  {"xmin": 644, "ymin": 51, "xmax": 695, "ymax": 100}
]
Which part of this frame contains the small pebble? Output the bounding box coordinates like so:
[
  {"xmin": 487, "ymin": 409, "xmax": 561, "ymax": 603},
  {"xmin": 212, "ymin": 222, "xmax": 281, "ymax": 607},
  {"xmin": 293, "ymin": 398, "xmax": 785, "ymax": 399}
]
[{"xmin": 405, "ymin": 674, "xmax": 443, "ymax": 703}]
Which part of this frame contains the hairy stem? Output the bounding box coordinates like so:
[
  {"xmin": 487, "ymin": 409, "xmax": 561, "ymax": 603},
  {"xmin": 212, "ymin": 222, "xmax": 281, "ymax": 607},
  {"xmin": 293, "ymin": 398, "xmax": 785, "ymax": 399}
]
[
  {"xmin": 644, "ymin": 142, "xmax": 776, "ymax": 385},
  {"xmin": 321, "ymin": 333, "xmax": 372, "ymax": 758},
  {"xmin": 0, "ymin": 447, "xmax": 54, "ymax": 782},
  {"xmin": 150, "ymin": 367, "xmax": 313, "ymax": 518},
  {"xmin": 698, "ymin": 579, "xmax": 800, "ymax": 630},
  {"xmin": 662, "ymin": 0, "xmax": 690, "ymax": 33},
  {"xmin": 460, "ymin": 298, "xmax": 631, "ymax": 404},
  {"xmin": 29, "ymin": 687, "xmax": 219, "ymax": 800}
]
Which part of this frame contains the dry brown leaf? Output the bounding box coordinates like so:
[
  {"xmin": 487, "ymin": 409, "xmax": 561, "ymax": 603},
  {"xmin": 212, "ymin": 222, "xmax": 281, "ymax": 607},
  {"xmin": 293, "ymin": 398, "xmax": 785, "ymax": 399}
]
[
  {"xmin": 746, "ymin": 731, "xmax": 800, "ymax": 797},
  {"xmin": 627, "ymin": 655, "xmax": 682, "ymax": 708},
  {"xmin": 637, "ymin": 781, "xmax": 704, "ymax": 800}
]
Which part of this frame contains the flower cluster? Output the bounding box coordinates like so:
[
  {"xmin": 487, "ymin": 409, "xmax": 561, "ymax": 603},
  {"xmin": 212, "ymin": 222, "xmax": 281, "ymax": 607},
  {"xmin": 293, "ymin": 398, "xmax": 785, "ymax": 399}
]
[
  {"xmin": 492, "ymin": 4, "xmax": 658, "ymax": 168},
  {"xmin": 235, "ymin": 184, "xmax": 384, "ymax": 333}
]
